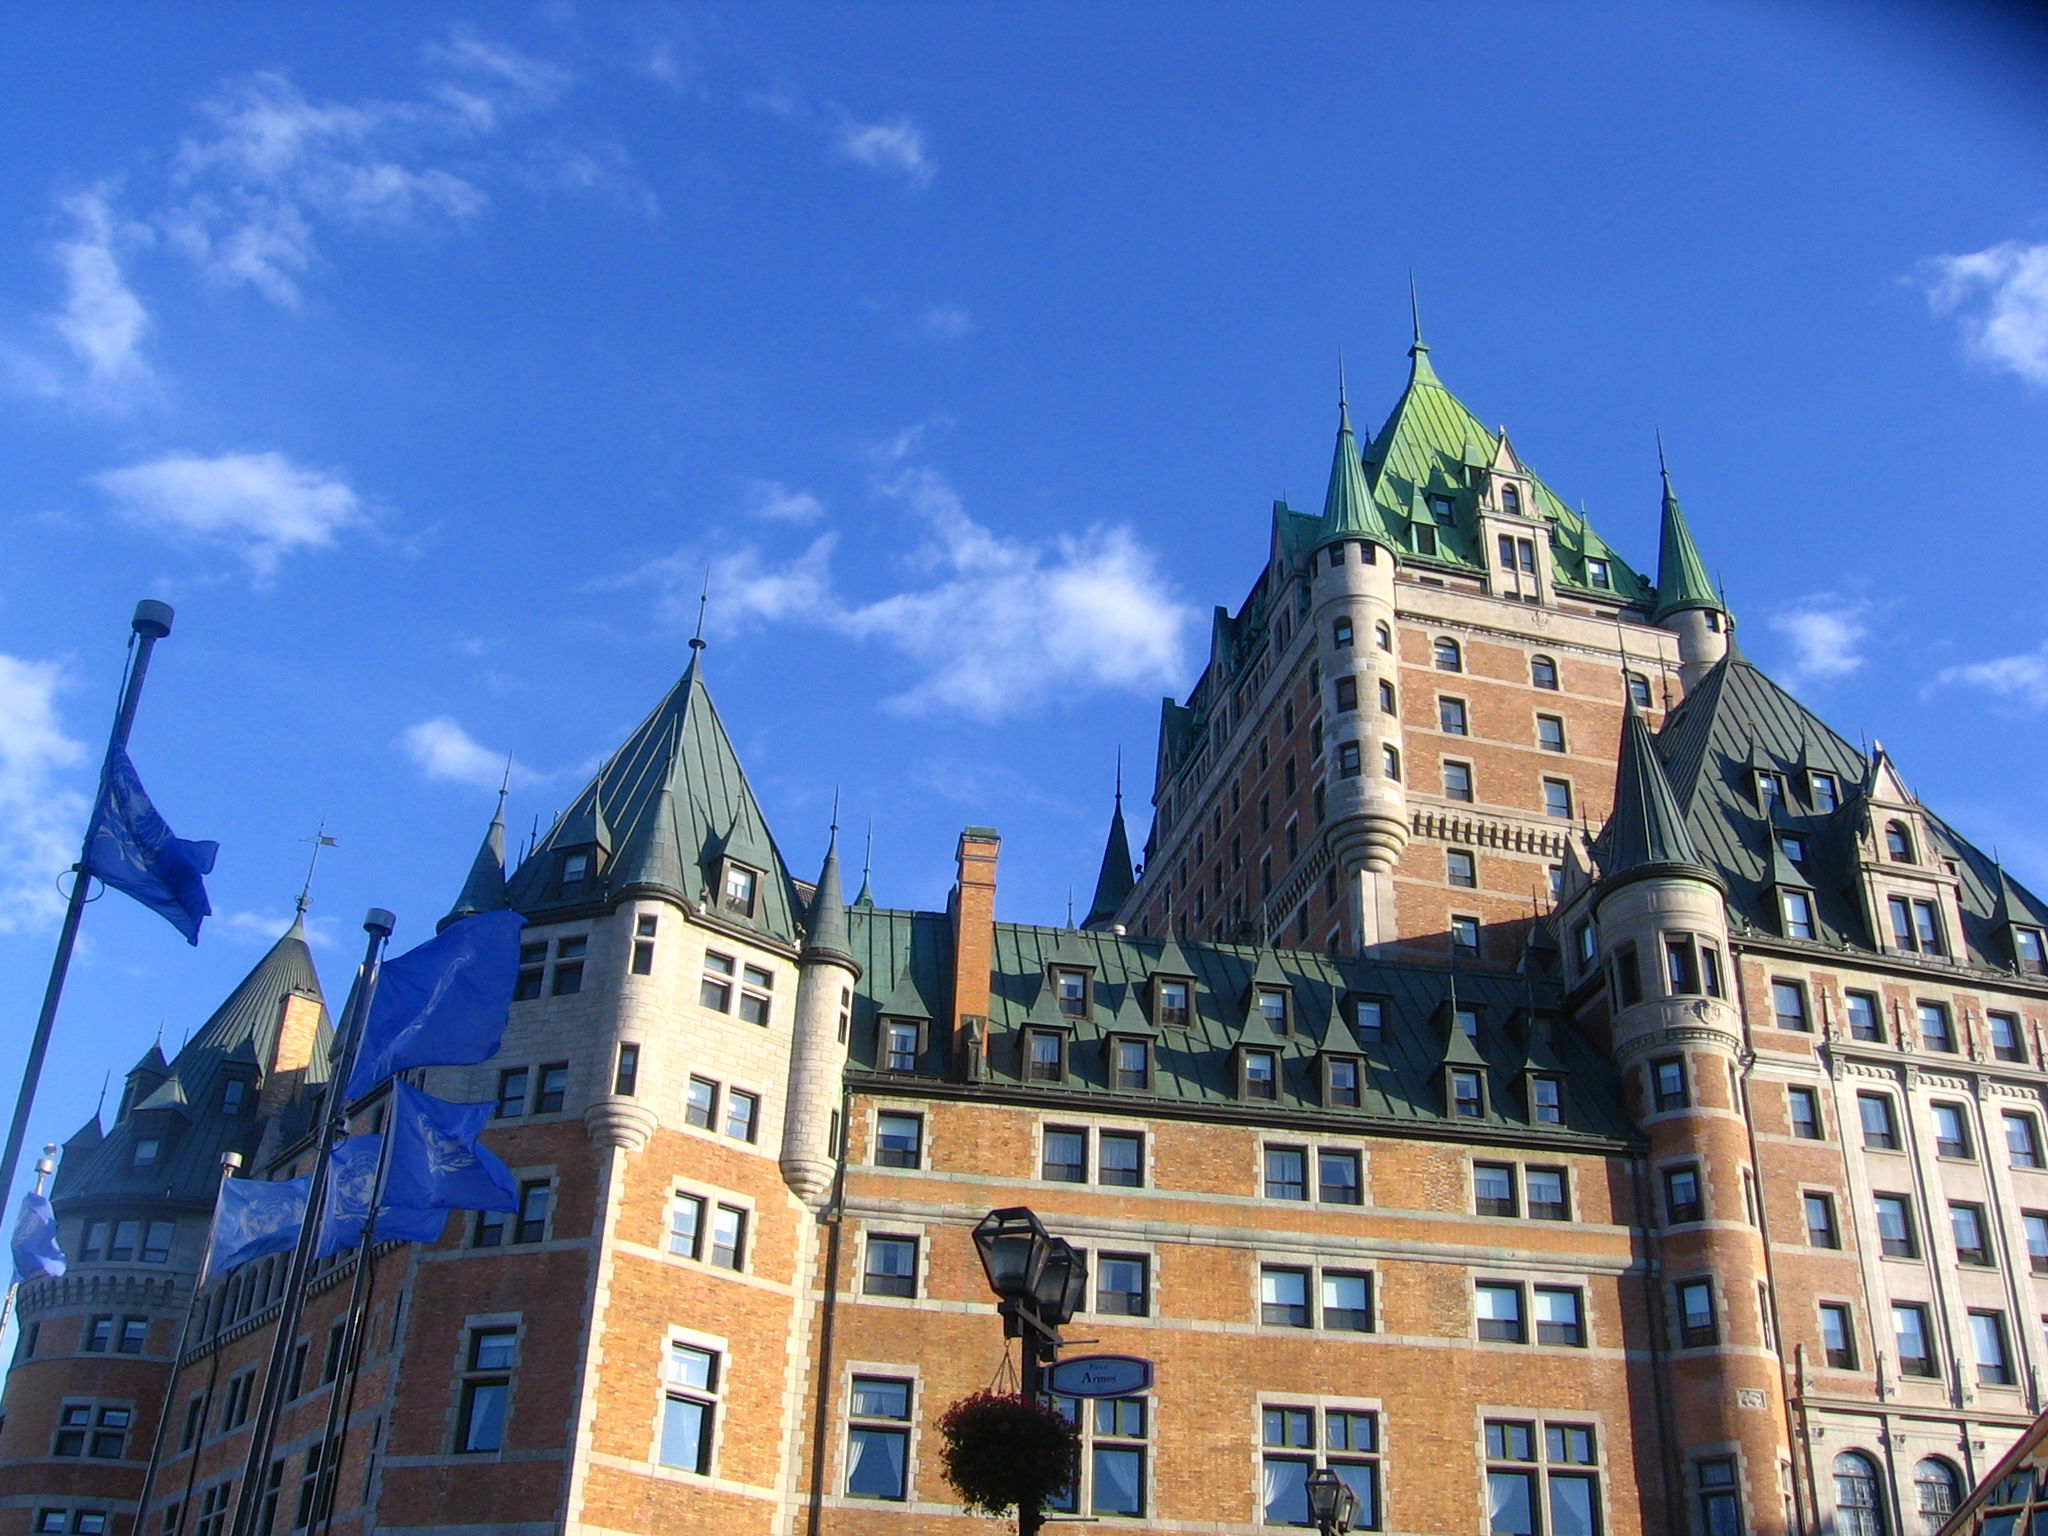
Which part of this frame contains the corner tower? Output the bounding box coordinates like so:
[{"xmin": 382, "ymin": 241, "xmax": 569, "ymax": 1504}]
[{"xmin": 1652, "ymin": 443, "xmax": 1732, "ymax": 693}]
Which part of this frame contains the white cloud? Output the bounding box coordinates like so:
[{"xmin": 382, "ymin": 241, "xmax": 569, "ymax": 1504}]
[
  {"xmin": 743, "ymin": 479, "xmax": 825, "ymax": 523},
  {"xmin": 1922, "ymin": 239, "xmax": 2048, "ymax": 386},
  {"xmin": 1767, "ymin": 594, "xmax": 1870, "ymax": 690},
  {"xmin": 833, "ymin": 115, "xmax": 934, "ymax": 190},
  {"xmin": 916, "ymin": 303, "xmax": 972, "ymax": 341},
  {"xmin": 1933, "ymin": 642, "xmax": 2048, "ymax": 710},
  {"xmin": 0, "ymin": 655, "xmax": 87, "ymax": 934},
  {"xmin": 214, "ymin": 908, "xmax": 341, "ymax": 948},
  {"xmin": 92, "ymin": 450, "xmax": 367, "ymax": 578},
  {"xmin": 49, "ymin": 187, "xmax": 153, "ymax": 388},
  {"xmin": 400, "ymin": 717, "xmax": 541, "ymax": 792}
]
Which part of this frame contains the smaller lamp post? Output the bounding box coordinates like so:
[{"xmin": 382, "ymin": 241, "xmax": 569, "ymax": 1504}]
[
  {"xmin": 1305, "ymin": 1467, "xmax": 1359, "ymax": 1535},
  {"xmin": 972, "ymin": 1208, "xmax": 1087, "ymax": 1536}
]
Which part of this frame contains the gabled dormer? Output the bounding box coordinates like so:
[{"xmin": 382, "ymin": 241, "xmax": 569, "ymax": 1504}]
[
  {"xmin": 118, "ymin": 1042, "xmax": 169, "ymax": 1123},
  {"xmin": 1233, "ymin": 969, "xmax": 1292, "ymax": 1102},
  {"xmin": 1994, "ymin": 868, "xmax": 2048, "ymax": 975},
  {"xmin": 1433, "ymin": 998, "xmax": 1491, "ymax": 1121},
  {"xmin": 1513, "ymin": 1009, "xmax": 1569, "ymax": 1128},
  {"xmin": 1316, "ymin": 997, "xmax": 1370, "ymax": 1110},
  {"xmin": 1763, "ymin": 814, "xmax": 1820, "ymax": 942},
  {"xmin": 1242, "ymin": 948, "xmax": 1294, "ymax": 1038},
  {"xmin": 1146, "ymin": 929, "xmax": 1197, "ymax": 1028},
  {"xmin": 1850, "ymin": 744, "xmax": 1965, "ymax": 961},
  {"xmin": 552, "ymin": 791, "xmax": 613, "ymax": 902},
  {"xmin": 1475, "ymin": 427, "xmax": 1552, "ymax": 605},
  {"xmin": 1044, "ymin": 928, "xmax": 1098, "ymax": 1021}
]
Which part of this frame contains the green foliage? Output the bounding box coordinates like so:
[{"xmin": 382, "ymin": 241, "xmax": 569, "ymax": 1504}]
[{"xmin": 937, "ymin": 1391, "xmax": 1081, "ymax": 1518}]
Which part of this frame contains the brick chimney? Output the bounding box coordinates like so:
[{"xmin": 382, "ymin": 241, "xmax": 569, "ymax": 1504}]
[
  {"xmin": 949, "ymin": 827, "xmax": 1000, "ymax": 1078},
  {"xmin": 259, "ymin": 989, "xmax": 326, "ymax": 1119}
]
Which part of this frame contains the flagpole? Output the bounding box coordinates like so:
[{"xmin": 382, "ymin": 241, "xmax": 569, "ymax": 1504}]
[
  {"xmin": 130, "ymin": 1150, "xmax": 243, "ymax": 1536},
  {"xmin": 0, "ymin": 601, "xmax": 175, "ymax": 1251},
  {"xmin": 225, "ymin": 909, "xmax": 393, "ymax": 1536}
]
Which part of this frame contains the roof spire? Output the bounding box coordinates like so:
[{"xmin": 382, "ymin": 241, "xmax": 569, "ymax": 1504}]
[
  {"xmin": 1595, "ymin": 694, "xmax": 1718, "ymax": 886},
  {"xmin": 690, "ymin": 566, "xmax": 710, "ymax": 653},
  {"xmin": 1651, "ymin": 436, "xmax": 1724, "ymax": 624},
  {"xmin": 854, "ymin": 816, "xmax": 874, "ymax": 908},
  {"xmin": 1084, "ymin": 758, "xmax": 1136, "ymax": 930},
  {"xmin": 1408, "ymin": 269, "xmax": 1424, "ymax": 352},
  {"xmin": 440, "ymin": 790, "xmax": 512, "ymax": 931},
  {"xmin": 1315, "ymin": 379, "xmax": 1397, "ymax": 553},
  {"xmin": 294, "ymin": 819, "xmax": 338, "ymax": 922},
  {"xmin": 800, "ymin": 820, "xmax": 856, "ymax": 972}
]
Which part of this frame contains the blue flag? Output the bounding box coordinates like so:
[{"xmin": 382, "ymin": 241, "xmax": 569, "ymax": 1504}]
[
  {"xmin": 381, "ymin": 1082, "xmax": 518, "ymax": 1215},
  {"xmin": 207, "ymin": 1175, "xmax": 308, "ymax": 1280},
  {"xmin": 344, "ymin": 911, "xmax": 526, "ymax": 1099},
  {"xmin": 84, "ymin": 745, "xmax": 217, "ymax": 944},
  {"xmin": 314, "ymin": 1135, "xmax": 449, "ymax": 1259},
  {"xmin": 11, "ymin": 1192, "xmax": 66, "ymax": 1283}
]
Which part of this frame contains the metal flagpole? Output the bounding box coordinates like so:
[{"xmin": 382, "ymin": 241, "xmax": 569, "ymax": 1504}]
[
  {"xmin": 131, "ymin": 1150, "xmax": 243, "ymax": 1535},
  {"xmin": 0, "ymin": 601, "xmax": 176, "ymax": 1247},
  {"xmin": 0, "ymin": 1144, "xmax": 60, "ymax": 1350},
  {"xmin": 226, "ymin": 908, "xmax": 394, "ymax": 1536}
]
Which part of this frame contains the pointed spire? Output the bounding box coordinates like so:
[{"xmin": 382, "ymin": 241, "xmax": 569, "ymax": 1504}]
[
  {"xmin": 1084, "ymin": 753, "xmax": 1136, "ymax": 929},
  {"xmin": 441, "ymin": 789, "xmax": 511, "ymax": 931},
  {"xmin": 801, "ymin": 819, "xmax": 856, "ymax": 972},
  {"xmin": 1407, "ymin": 272, "xmax": 1441, "ymax": 387},
  {"xmin": 1598, "ymin": 697, "xmax": 1716, "ymax": 886},
  {"xmin": 853, "ymin": 817, "xmax": 875, "ymax": 908},
  {"xmin": 1652, "ymin": 436, "xmax": 1723, "ymax": 622},
  {"xmin": 1317, "ymin": 380, "xmax": 1397, "ymax": 552}
]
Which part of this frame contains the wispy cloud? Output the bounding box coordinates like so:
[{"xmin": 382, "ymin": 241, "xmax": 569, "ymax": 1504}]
[
  {"xmin": 916, "ymin": 303, "xmax": 972, "ymax": 342},
  {"xmin": 833, "ymin": 115, "xmax": 935, "ymax": 191},
  {"xmin": 1933, "ymin": 641, "xmax": 2048, "ymax": 710},
  {"xmin": 49, "ymin": 187, "xmax": 155, "ymax": 391},
  {"xmin": 214, "ymin": 908, "xmax": 341, "ymax": 948},
  {"xmin": 1767, "ymin": 594, "xmax": 1871, "ymax": 690},
  {"xmin": 1921, "ymin": 238, "xmax": 2048, "ymax": 386},
  {"xmin": 92, "ymin": 449, "xmax": 367, "ymax": 579},
  {"xmin": 399, "ymin": 716, "xmax": 542, "ymax": 792},
  {"xmin": 0, "ymin": 654, "xmax": 87, "ymax": 934},
  {"xmin": 743, "ymin": 479, "xmax": 825, "ymax": 523}
]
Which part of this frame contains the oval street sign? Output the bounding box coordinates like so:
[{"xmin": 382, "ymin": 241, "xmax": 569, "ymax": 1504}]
[{"xmin": 1047, "ymin": 1354, "xmax": 1154, "ymax": 1398}]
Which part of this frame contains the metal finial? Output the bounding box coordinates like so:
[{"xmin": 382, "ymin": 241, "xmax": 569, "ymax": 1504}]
[
  {"xmin": 1338, "ymin": 349, "xmax": 1348, "ymax": 412},
  {"xmin": 497, "ymin": 755, "xmax": 513, "ymax": 814},
  {"xmin": 863, "ymin": 817, "xmax": 874, "ymax": 888},
  {"xmin": 1066, "ymin": 888, "xmax": 1075, "ymax": 929},
  {"xmin": 1114, "ymin": 747, "xmax": 1123, "ymax": 807},
  {"xmin": 96, "ymin": 1072, "xmax": 108, "ymax": 1117},
  {"xmin": 1656, "ymin": 429, "xmax": 1670, "ymax": 483},
  {"xmin": 296, "ymin": 818, "xmax": 338, "ymax": 918},
  {"xmin": 690, "ymin": 567, "xmax": 710, "ymax": 652},
  {"xmin": 830, "ymin": 787, "xmax": 841, "ymax": 837}
]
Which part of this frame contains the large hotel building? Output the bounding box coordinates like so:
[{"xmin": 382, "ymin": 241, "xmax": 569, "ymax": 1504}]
[{"xmin": 5, "ymin": 331, "xmax": 2044, "ymax": 1536}]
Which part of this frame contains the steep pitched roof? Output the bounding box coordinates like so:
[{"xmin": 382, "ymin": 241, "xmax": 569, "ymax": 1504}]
[
  {"xmin": 1593, "ymin": 699, "xmax": 1712, "ymax": 885},
  {"xmin": 1314, "ymin": 393, "xmax": 1396, "ymax": 551},
  {"xmin": 1361, "ymin": 339, "xmax": 1648, "ymax": 600},
  {"xmin": 504, "ymin": 652, "xmax": 801, "ymax": 943},
  {"xmin": 801, "ymin": 829, "xmax": 855, "ymax": 971},
  {"xmin": 1654, "ymin": 651, "xmax": 2048, "ymax": 959},
  {"xmin": 1083, "ymin": 789, "xmax": 1136, "ymax": 930},
  {"xmin": 54, "ymin": 919, "xmax": 330, "ymax": 1210},
  {"xmin": 441, "ymin": 799, "xmax": 509, "ymax": 931},
  {"xmin": 1652, "ymin": 452, "xmax": 1723, "ymax": 621}
]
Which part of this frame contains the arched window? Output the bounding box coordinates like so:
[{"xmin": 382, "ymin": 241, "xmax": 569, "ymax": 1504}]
[
  {"xmin": 1333, "ymin": 617, "xmax": 1354, "ymax": 649},
  {"xmin": 1885, "ymin": 821, "xmax": 1915, "ymax": 864},
  {"xmin": 1382, "ymin": 744, "xmax": 1401, "ymax": 781},
  {"xmin": 1433, "ymin": 637, "xmax": 1462, "ymax": 673},
  {"xmin": 1913, "ymin": 1459, "xmax": 1959, "ymax": 1535},
  {"xmin": 1375, "ymin": 621, "xmax": 1392, "ymax": 652},
  {"xmin": 1835, "ymin": 1452, "xmax": 1887, "ymax": 1536},
  {"xmin": 1531, "ymin": 655, "xmax": 1559, "ymax": 690},
  {"xmin": 1501, "ymin": 485, "xmax": 1521, "ymax": 516}
]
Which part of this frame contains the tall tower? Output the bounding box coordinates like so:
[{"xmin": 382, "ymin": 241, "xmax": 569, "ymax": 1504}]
[
  {"xmin": 1590, "ymin": 699, "xmax": 1791, "ymax": 1533},
  {"xmin": 1651, "ymin": 445, "xmax": 1732, "ymax": 694},
  {"xmin": 780, "ymin": 828, "xmax": 860, "ymax": 1205},
  {"xmin": 1311, "ymin": 381, "xmax": 1407, "ymax": 950}
]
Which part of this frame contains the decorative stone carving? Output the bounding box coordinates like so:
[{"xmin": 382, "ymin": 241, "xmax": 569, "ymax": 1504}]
[{"xmin": 584, "ymin": 1095, "xmax": 658, "ymax": 1152}]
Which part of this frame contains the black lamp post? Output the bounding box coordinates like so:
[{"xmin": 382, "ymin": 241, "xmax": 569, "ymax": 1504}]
[
  {"xmin": 972, "ymin": 1208, "xmax": 1087, "ymax": 1536},
  {"xmin": 1305, "ymin": 1466, "xmax": 1359, "ymax": 1535}
]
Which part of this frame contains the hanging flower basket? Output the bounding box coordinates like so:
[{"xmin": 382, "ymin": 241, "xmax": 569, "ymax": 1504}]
[{"xmin": 937, "ymin": 1391, "xmax": 1080, "ymax": 1518}]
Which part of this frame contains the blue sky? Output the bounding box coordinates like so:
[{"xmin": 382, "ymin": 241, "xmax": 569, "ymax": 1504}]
[{"xmin": 2, "ymin": 1, "xmax": 2046, "ymax": 1165}]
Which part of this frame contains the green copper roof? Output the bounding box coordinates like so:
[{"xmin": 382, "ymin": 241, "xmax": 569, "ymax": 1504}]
[
  {"xmin": 1083, "ymin": 790, "xmax": 1135, "ymax": 929},
  {"xmin": 1361, "ymin": 342, "xmax": 1648, "ymax": 599},
  {"xmin": 801, "ymin": 829, "xmax": 856, "ymax": 970},
  {"xmin": 1652, "ymin": 453, "xmax": 1723, "ymax": 621},
  {"xmin": 1315, "ymin": 396, "xmax": 1396, "ymax": 551},
  {"xmin": 1594, "ymin": 699, "xmax": 1711, "ymax": 884},
  {"xmin": 505, "ymin": 651, "xmax": 801, "ymax": 943},
  {"xmin": 441, "ymin": 802, "xmax": 509, "ymax": 932}
]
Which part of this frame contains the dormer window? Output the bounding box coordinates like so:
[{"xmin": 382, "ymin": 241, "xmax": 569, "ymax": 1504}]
[
  {"xmin": 1428, "ymin": 495, "xmax": 1457, "ymax": 525},
  {"xmin": 1754, "ymin": 771, "xmax": 1786, "ymax": 810},
  {"xmin": 220, "ymin": 1080, "xmax": 248, "ymax": 1117},
  {"xmin": 1781, "ymin": 891, "xmax": 1817, "ymax": 941},
  {"xmin": 1888, "ymin": 896, "xmax": 1945, "ymax": 957},
  {"xmin": 1153, "ymin": 977, "xmax": 1192, "ymax": 1028},
  {"xmin": 1528, "ymin": 1076, "xmax": 1564, "ymax": 1126},
  {"xmin": 1023, "ymin": 1028, "xmax": 1066, "ymax": 1083},
  {"xmin": 1255, "ymin": 987, "xmax": 1290, "ymax": 1034},
  {"xmin": 1584, "ymin": 558, "xmax": 1611, "ymax": 590},
  {"xmin": 1053, "ymin": 967, "xmax": 1090, "ymax": 1018},
  {"xmin": 1885, "ymin": 822, "xmax": 1916, "ymax": 864},
  {"xmin": 1501, "ymin": 485, "xmax": 1522, "ymax": 517},
  {"xmin": 1110, "ymin": 1037, "xmax": 1151, "ymax": 1091},
  {"xmin": 132, "ymin": 1138, "xmax": 161, "ymax": 1173},
  {"xmin": 883, "ymin": 1019, "xmax": 922, "ymax": 1073},
  {"xmin": 1778, "ymin": 833, "xmax": 1806, "ymax": 863},
  {"xmin": 1455, "ymin": 1006, "xmax": 1480, "ymax": 1039},
  {"xmin": 1449, "ymin": 1069, "xmax": 1484, "ymax": 1119},
  {"xmin": 1353, "ymin": 999, "xmax": 1384, "ymax": 1040},
  {"xmin": 2016, "ymin": 928, "xmax": 2047, "ymax": 971},
  {"xmin": 1242, "ymin": 1049, "xmax": 1279, "ymax": 1101},
  {"xmin": 1414, "ymin": 525, "xmax": 1438, "ymax": 557},
  {"xmin": 1323, "ymin": 1056, "xmax": 1363, "ymax": 1108},
  {"xmin": 1809, "ymin": 772, "xmax": 1839, "ymax": 813},
  {"xmin": 720, "ymin": 862, "xmax": 760, "ymax": 917},
  {"xmin": 560, "ymin": 849, "xmax": 592, "ymax": 893}
]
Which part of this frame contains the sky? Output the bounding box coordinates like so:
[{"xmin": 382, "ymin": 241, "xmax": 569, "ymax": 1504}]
[{"xmin": 1, "ymin": 0, "xmax": 2047, "ymax": 1175}]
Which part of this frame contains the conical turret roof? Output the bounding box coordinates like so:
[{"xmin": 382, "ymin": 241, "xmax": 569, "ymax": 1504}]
[
  {"xmin": 802, "ymin": 828, "xmax": 857, "ymax": 973},
  {"xmin": 1315, "ymin": 392, "xmax": 1396, "ymax": 552},
  {"xmin": 1595, "ymin": 699, "xmax": 1715, "ymax": 887},
  {"xmin": 1083, "ymin": 785, "xmax": 1136, "ymax": 930},
  {"xmin": 1652, "ymin": 448, "xmax": 1723, "ymax": 622},
  {"xmin": 441, "ymin": 798, "xmax": 509, "ymax": 931}
]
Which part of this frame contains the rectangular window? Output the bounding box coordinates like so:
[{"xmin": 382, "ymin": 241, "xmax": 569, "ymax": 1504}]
[
  {"xmin": 1894, "ymin": 1304, "xmax": 1937, "ymax": 1372},
  {"xmin": 1476, "ymin": 1282, "xmax": 1526, "ymax": 1342},
  {"xmin": 1845, "ymin": 991, "xmax": 1883, "ymax": 1042},
  {"xmin": 883, "ymin": 1019, "xmax": 920, "ymax": 1073},
  {"xmin": 1781, "ymin": 890, "xmax": 1816, "ymax": 940},
  {"xmin": 699, "ymin": 951, "xmax": 735, "ymax": 1012},
  {"xmin": 1443, "ymin": 761, "xmax": 1474, "ymax": 802},
  {"xmin": 1098, "ymin": 1131, "xmax": 1143, "ymax": 1187},
  {"xmin": 1096, "ymin": 1254, "xmax": 1149, "ymax": 1317},
  {"xmin": 613, "ymin": 1042, "xmax": 640, "ymax": 1096},
  {"xmin": 1026, "ymin": 1030, "xmax": 1065, "ymax": 1083},
  {"xmin": 1697, "ymin": 1458, "xmax": 1739, "ymax": 1536},
  {"xmin": 684, "ymin": 1076, "xmax": 718, "ymax": 1130},
  {"xmin": 699, "ymin": 1204, "xmax": 742, "ymax": 1270},
  {"xmin": 1931, "ymin": 1102, "xmax": 1972, "ymax": 1160},
  {"xmin": 1677, "ymin": 1279, "xmax": 1717, "ymax": 1348},
  {"xmin": 737, "ymin": 965, "xmax": 774, "ymax": 1026},
  {"xmin": 1652, "ymin": 1057, "xmax": 1688, "ymax": 1112},
  {"xmin": 1245, "ymin": 1049, "xmax": 1279, "ymax": 1100},
  {"xmin": 1318, "ymin": 1149, "xmax": 1362, "ymax": 1205},
  {"xmin": 1261, "ymin": 1266, "xmax": 1311, "ymax": 1328},
  {"xmin": 1918, "ymin": 1001, "xmax": 1955, "ymax": 1052},
  {"xmin": 723, "ymin": 1090, "xmax": 758, "ymax": 1143},
  {"xmin": 659, "ymin": 1343, "xmax": 717, "ymax": 1474},
  {"xmin": 1542, "ymin": 779, "xmax": 1573, "ymax": 819},
  {"xmin": 1788, "ymin": 1087, "xmax": 1822, "ymax": 1139},
  {"xmin": 1476, "ymin": 1163, "xmax": 1519, "ymax": 1218},
  {"xmin": 1526, "ymin": 1167, "xmax": 1568, "ymax": 1220},
  {"xmin": 2026, "ymin": 1212, "xmax": 2048, "ymax": 1274},
  {"xmin": 1445, "ymin": 847, "xmax": 1478, "ymax": 889},
  {"xmin": 1439, "ymin": 697, "xmax": 1468, "ymax": 735},
  {"xmin": 1821, "ymin": 1302, "xmax": 1857, "ymax": 1369},
  {"xmin": 456, "ymin": 1327, "xmax": 515, "ymax": 1453},
  {"xmin": 494, "ymin": 1067, "xmax": 529, "ymax": 1119},
  {"xmin": 1534, "ymin": 1287, "xmax": 1585, "ymax": 1347},
  {"xmin": 1874, "ymin": 1194, "xmax": 1917, "ymax": 1258},
  {"xmin": 1322, "ymin": 1271, "xmax": 1373, "ymax": 1333},
  {"xmin": 1810, "ymin": 772, "xmax": 1839, "ymax": 812},
  {"xmin": 668, "ymin": 1194, "xmax": 704, "ymax": 1260},
  {"xmin": 1530, "ymin": 1077, "xmax": 1564, "ymax": 1126},
  {"xmin": 195, "ymin": 1487, "xmax": 229, "ymax": 1536},
  {"xmin": 1990, "ymin": 1011, "xmax": 2026, "ymax": 1062},
  {"xmin": 1451, "ymin": 915, "xmax": 1480, "ymax": 955},
  {"xmin": 846, "ymin": 1377, "xmax": 912, "ymax": 1501},
  {"xmin": 1859, "ymin": 1094, "xmax": 1899, "ymax": 1151},
  {"xmin": 1952, "ymin": 1203, "xmax": 1992, "ymax": 1266},
  {"xmin": 1771, "ymin": 980, "xmax": 1809, "ymax": 1031},
  {"xmin": 1664, "ymin": 1164, "xmax": 1703, "ymax": 1225},
  {"xmin": 875, "ymin": 1112, "xmax": 922, "ymax": 1169},
  {"xmin": 534, "ymin": 1062, "xmax": 568, "ymax": 1113},
  {"xmin": 514, "ymin": 943, "xmax": 545, "ymax": 1001},
  {"xmin": 115, "ymin": 1316, "xmax": 147, "ymax": 1354},
  {"xmin": 515, "ymin": 1180, "xmax": 552, "ymax": 1244},
  {"xmin": 1973, "ymin": 1310, "xmax": 2014, "ymax": 1385},
  {"xmin": 1155, "ymin": 978, "xmax": 1190, "ymax": 1027},
  {"xmin": 2007, "ymin": 1111, "xmax": 2043, "ymax": 1168},
  {"xmin": 1265, "ymin": 1145, "xmax": 1308, "ymax": 1201},
  {"xmin": 864, "ymin": 1236, "xmax": 917, "ymax": 1298},
  {"xmin": 1043, "ymin": 1128, "xmax": 1088, "ymax": 1183},
  {"xmin": 1110, "ymin": 1037, "xmax": 1150, "ymax": 1090},
  {"xmin": 1803, "ymin": 1192, "xmax": 1839, "ymax": 1248},
  {"xmin": 1335, "ymin": 675, "xmax": 1359, "ymax": 712},
  {"xmin": 1326, "ymin": 1056, "xmax": 1362, "ymax": 1108},
  {"xmin": 1537, "ymin": 715, "xmax": 1566, "ymax": 753}
]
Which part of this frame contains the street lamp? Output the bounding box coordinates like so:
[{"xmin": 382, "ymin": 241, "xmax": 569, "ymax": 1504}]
[
  {"xmin": 1305, "ymin": 1467, "xmax": 1359, "ymax": 1535},
  {"xmin": 973, "ymin": 1207, "xmax": 1087, "ymax": 1536},
  {"xmin": 973, "ymin": 1207, "xmax": 1051, "ymax": 1316}
]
